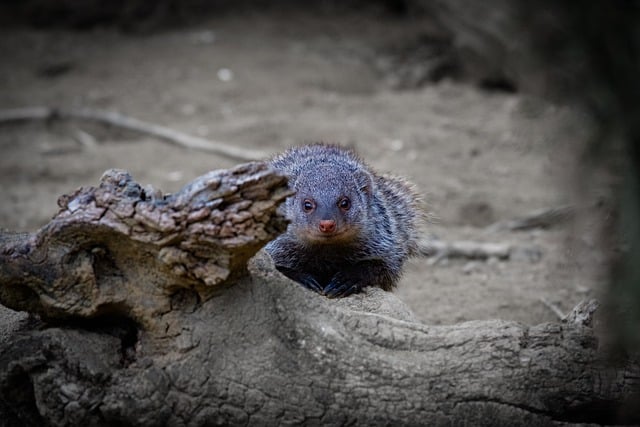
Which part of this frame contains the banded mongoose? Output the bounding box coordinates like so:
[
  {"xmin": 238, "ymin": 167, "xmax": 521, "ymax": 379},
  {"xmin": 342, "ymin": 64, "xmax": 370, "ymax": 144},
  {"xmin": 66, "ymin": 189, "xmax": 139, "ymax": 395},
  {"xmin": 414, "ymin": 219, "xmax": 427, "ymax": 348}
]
[{"xmin": 265, "ymin": 143, "xmax": 423, "ymax": 298}]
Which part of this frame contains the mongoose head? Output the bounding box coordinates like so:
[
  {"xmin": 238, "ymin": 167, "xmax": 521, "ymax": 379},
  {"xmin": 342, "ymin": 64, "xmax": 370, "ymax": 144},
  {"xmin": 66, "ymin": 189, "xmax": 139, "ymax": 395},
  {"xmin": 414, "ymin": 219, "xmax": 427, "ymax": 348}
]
[{"xmin": 286, "ymin": 164, "xmax": 374, "ymax": 244}]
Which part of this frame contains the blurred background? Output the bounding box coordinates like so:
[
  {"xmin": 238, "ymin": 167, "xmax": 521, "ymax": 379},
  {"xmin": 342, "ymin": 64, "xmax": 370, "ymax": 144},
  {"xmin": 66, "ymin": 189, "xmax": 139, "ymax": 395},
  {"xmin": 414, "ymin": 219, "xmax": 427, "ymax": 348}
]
[{"xmin": 0, "ymin": 0, "xmax": 637, "ymax": 345}]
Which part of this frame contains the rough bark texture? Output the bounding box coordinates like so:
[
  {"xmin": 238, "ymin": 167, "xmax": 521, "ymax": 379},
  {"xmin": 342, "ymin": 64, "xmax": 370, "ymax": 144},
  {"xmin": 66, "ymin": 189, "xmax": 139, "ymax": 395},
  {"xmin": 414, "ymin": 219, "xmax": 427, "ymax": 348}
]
[
  {"xmin": 0, "ymin": 162, "xmax": 291, "ymax": 334},
  {"xmin": 1, "ymin": 164, "xmax": 639, "ymax": 426}
]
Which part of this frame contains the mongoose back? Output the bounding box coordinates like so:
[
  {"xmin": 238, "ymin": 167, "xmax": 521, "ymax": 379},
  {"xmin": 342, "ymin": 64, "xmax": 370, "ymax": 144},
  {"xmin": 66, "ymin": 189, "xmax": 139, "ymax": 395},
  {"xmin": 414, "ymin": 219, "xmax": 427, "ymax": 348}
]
[{"xmin": 265, "ymin": 143, "xmax": 423, "ymax": 298}]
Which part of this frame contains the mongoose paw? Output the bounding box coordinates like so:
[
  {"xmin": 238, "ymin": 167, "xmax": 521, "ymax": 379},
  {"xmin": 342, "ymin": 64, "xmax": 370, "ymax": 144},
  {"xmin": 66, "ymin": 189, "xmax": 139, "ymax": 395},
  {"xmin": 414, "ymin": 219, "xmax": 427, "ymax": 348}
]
[
  {"xmin": 276, "ymin": 266, "xmax": 324, "ymax": 293},
  {"xmin": 323, "ymin": 275, "xmax": 363, "ymax": 298}
]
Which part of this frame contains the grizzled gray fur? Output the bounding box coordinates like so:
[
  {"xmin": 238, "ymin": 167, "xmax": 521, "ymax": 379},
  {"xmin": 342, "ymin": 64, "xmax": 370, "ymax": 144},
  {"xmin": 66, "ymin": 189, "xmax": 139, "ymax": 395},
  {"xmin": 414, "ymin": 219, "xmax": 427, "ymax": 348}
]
[{"xmin": 265, "ymin": 143, "xmax": 423, "ymax": 298}]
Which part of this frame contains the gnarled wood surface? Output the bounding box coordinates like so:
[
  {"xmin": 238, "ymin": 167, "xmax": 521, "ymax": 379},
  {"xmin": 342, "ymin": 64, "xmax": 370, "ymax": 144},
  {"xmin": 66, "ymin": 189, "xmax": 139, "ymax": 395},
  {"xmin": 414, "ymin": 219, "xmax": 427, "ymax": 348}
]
[
  {"xmin": 0, "ymin": 162, "xmax": 291, "ymax": 332},
  {"xmin": 0, "ymin": 164, "xmax": 638, "ymax": 426}
]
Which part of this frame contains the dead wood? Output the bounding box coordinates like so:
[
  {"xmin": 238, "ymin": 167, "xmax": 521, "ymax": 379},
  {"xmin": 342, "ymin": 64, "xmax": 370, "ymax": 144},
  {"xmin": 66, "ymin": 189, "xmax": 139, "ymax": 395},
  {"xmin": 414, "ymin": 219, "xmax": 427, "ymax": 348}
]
[
  {"xmin": 0, "ymin": 166, "xmax": 639, "ymax": 426},
  {"xmin": 0, "ymin": 106, "xmax": 270, "ymax": 161},
  {"xmin": 0, "ymin": 162, "xmax": 291, "ymax": 332},
  {"xmin": 539, "ymin": 297, "xmax": 566, "ymax": 321},
  {"xmin": 418, "ymin": 238, "xmax": 512, "ymax": 265}
]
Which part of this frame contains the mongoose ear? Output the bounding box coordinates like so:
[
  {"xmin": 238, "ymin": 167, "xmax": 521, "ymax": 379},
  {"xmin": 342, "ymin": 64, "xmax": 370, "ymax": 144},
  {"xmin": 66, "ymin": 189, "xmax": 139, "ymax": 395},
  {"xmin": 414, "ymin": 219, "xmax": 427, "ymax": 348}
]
[{"xmin": 355, "ymin": 171, "xmax": 374, "ymax": 195}]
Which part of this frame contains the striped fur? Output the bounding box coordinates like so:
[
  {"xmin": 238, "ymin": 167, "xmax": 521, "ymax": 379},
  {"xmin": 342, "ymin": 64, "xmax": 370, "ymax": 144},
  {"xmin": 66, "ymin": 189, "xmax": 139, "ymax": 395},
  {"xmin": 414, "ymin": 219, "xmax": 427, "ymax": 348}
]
[{"xmin": 266, "ymin": 143, "xmax": 423, "ymax": 295}]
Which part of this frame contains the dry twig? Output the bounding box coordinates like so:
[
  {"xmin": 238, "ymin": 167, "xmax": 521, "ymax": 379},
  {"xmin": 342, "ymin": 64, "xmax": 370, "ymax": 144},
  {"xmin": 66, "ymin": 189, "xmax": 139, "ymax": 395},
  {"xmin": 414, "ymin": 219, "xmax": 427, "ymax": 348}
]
[
  {"xmin": 0, "ymin": 106, "xmax": 271, "ymax": 161},
  {"xmin": 418, "ymin": 239, "xmax": 511, "ymax": 265},
  {"xmin": 540, "ymin": 297, "xmax": 566, "ymax": 320}
]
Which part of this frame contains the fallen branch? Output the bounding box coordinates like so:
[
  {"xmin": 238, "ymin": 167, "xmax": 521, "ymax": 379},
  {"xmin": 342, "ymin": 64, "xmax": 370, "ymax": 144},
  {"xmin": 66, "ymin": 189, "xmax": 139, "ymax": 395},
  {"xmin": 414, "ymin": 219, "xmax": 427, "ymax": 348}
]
[
  {"xmin": 0, "ymin": 106, "xmax": 271, "ymax": 162},
  {"xmin": 418, "ymin": 238, "xmax": 511, "ymax": 264},
  {"xmin": 563, "ymin": 299, "xmax": 599, "ymax": 327},
  {"xmin": 0, "ymin": 163, "xmax": 291, "ymax": 329},
  {"xmin": 540, "ymin": 296, "xmax": 566, "ymax": 320},
  {"xmin": 485, "ymin": 205, "xmax": 575, "ymax": 232},
  {"xmin": 0, "ymin": 168, "xmax": 638, "ymax": 426}
]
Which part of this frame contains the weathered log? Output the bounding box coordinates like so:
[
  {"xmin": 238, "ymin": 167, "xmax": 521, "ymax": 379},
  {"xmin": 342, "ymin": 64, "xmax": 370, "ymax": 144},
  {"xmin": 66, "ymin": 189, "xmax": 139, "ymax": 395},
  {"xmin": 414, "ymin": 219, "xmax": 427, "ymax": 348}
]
[
  {"xmin": 0, "ymin": 163, "xmax": 292, "ymax": 333},
  {"xmin": 1, "ymin": 165, "xmax": 638, "ymax": 426}
]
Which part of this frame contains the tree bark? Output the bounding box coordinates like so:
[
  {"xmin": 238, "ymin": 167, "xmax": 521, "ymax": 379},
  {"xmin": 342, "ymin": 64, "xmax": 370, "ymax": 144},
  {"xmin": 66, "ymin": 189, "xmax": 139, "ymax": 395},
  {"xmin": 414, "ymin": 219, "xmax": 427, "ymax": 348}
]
[
  {"xmin": 0, "ymin": 163, "xmax": 638, "ymax": 426},
  {"xmin": 0, "ymin": 163, "xmax": 291, "ymax": 332}
]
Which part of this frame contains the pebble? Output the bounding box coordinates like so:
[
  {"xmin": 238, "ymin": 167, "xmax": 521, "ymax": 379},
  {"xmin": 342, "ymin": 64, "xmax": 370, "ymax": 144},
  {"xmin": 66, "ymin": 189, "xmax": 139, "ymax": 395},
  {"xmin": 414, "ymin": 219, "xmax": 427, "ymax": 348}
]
[{"xmin": 217, "ymin": 68, "xmax": 234, "ymax": 82}]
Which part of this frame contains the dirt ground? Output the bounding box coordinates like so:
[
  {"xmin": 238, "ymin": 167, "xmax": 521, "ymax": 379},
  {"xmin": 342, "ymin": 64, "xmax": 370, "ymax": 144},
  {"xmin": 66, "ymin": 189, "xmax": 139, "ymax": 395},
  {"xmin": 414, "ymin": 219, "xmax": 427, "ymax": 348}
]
[{"xmin": 0, "ymin": 12, "xmax": 610, "ymax": 326}]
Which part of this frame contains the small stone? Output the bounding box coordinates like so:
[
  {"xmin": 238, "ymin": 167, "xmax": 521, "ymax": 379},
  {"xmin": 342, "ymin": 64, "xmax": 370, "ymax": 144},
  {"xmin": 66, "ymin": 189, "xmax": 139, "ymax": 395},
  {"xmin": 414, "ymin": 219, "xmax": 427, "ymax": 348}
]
[{"xmin": 217, "ymin": 68, "xmax": 234, "ymax": 82}]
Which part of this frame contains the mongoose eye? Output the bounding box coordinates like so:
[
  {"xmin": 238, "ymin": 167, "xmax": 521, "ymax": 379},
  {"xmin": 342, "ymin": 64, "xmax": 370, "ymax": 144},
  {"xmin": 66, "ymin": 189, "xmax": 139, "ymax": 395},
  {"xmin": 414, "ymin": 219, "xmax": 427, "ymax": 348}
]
[
  {"xmin": 338, "ymin": 197, "xmax": 351, "ymax": 211},
  {"xmin": 302, "ymin": 199, "xmax": 316, "ymax": 213}
]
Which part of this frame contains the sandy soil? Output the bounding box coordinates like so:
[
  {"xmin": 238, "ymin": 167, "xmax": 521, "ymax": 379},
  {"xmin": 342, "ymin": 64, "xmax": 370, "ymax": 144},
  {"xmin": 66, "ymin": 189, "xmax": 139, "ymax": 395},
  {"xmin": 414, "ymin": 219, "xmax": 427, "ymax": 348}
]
[{"xmin": 0, "ymin": 12, "xmax": 609, "ymax": 326}]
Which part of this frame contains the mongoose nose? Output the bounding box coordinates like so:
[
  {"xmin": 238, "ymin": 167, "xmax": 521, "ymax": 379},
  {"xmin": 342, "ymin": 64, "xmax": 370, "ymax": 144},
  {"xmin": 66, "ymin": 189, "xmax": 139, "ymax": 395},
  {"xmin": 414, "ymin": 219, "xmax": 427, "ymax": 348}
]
[{"xmin": 318, "ymin": 219, "xmax": 337, "ymax": 234}]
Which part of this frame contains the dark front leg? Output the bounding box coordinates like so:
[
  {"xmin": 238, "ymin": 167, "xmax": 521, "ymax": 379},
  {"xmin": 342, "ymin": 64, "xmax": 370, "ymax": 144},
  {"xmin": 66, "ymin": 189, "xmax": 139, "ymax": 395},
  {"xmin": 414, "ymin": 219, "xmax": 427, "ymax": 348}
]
[
  {"xmin": 275, "ymin": 266, "xmax": 324, "ymax": 294},
  {"xmin": 323, "ymin": 260, "xmax": 395, "ymax": 298}
]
